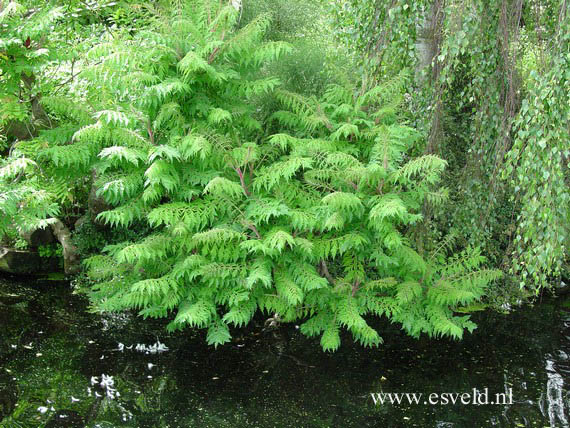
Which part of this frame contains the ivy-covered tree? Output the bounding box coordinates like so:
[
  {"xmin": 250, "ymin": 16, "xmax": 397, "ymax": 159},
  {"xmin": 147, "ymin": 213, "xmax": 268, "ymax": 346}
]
[
  {"xmin": 331, "ymin": 0, "xmax": 569, "ymax": 294},
  {"xmin": 503, "ymin": 18, "xmax": 569, "ymax": 290}
]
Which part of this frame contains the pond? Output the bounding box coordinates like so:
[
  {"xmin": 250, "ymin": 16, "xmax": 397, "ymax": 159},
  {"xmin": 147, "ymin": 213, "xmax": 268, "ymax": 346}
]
[{"xmin": 0, "ymin": 275, "xmax": 569, "ymax": 427}]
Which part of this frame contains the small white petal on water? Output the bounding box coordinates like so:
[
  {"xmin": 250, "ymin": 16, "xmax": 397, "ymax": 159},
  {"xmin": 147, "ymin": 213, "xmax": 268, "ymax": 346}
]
[{"xmin": 100, "ymin": 374, "xmax": 114, "ymax": 387}]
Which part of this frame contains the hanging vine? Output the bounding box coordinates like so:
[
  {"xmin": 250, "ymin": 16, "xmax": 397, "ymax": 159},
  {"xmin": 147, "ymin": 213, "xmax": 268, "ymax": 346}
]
[
  {"xmin": 503, "ymin": 7, "xmax": 569, "ymax": 291},
  {"xmin": 331, "ymin": 0, "xmax": 568, "ymax": 293}
]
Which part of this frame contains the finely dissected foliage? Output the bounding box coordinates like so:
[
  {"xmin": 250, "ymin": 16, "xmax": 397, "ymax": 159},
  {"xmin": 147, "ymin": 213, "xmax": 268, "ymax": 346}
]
[
  {"xmin": 0, "ymin": 2, "xmax": 72, "ymax": 235},
  {"xmin": 0, "ymin": 0, "xmax": 137, "ymax": 235},
  {"xmin": 75, "ymin": 0, "xmax": 500, "ymax": 351},
  {"xmin": 0, "ymin": 2, "xmax": 63, "ymax": 130},
  {"xmin": 0, "ymin": 0, "xmax": 505, "ymax": 351}
]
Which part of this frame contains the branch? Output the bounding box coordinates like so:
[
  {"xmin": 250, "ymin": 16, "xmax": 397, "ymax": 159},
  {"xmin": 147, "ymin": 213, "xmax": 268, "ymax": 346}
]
[
  {"xmin": 52, "ymin": 58, "xmax": 79, "ymax": 95},
  {"xmin": 51, "ymin": 71, "xmax": 82, "ymax": 95},
  {"xmin": 352, "ymin": 279, "xmax": 361, "ymax": 297},
  {"xmin": 235, "ymin": 166, "xmax": 251, "ymax": 196},
  {"xmin": 319, "ymin": 260, "xmax": 335, "ymax": 285},
  {"xmin": 208, "ymin": 29, "xmax": 226, "ymax": 64},
  {"xmin": 147, "ymin": 119, "xmax": 155, "ymax": 145},
  {"xmin": 50, "ymin": 219, "xmax": 80, "ymax": 274},
  {"xmin": 248, "ymin": 224, "xmax": 261, "ymax": 239},
  {"xmin": 316, "ymin": 103, "xmax": 334, "ymax": 131},
  {"xmin": 376, "ymin": 178, "xmax": 384, "ymax": 194}
]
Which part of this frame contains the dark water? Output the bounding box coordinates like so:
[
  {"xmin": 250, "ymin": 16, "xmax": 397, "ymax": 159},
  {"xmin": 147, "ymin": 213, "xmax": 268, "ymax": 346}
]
[{"xmin": 0, "ymin": 276, "xmax": 569, "ymax": 428}]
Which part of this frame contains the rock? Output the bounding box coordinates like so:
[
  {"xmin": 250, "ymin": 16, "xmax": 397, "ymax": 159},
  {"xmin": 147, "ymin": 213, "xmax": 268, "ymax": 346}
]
[
  {"xmin": 0, "ymin": 291, "xmax": 28, "ymax": 305},
  {"xmin": 555, "ymin": 281, "xmax": 570, "ymax": 296},
  {"xmin": 0, "ymin": 247, "xmax": 60, "ymax": 275}
]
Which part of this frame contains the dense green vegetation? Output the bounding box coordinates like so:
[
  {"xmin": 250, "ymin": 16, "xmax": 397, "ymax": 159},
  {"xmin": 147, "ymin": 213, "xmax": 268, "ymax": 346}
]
[
  {"xmin": 331, "ymin": 0, "xmax": 569, "ymax": 292},
  {"xmin": 0, "ymin": 0, "xmax": 567, "ymax": 351}
]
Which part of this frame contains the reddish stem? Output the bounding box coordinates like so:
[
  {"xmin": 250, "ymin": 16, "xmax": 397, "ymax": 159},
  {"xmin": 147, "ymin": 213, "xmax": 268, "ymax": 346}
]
[
  {"xmin": 235, "ymin": 167, "xmax": 250, "ymax": 196},
  {"xmin": 147, "ymin": 120, "xmax": 155, "ymax": 145},
  {"xmin": 248, "ymin": 224, "xmax": 261, "ymax": 239},
  {"xmin": 352, "ymin": 279, "xmax": 361, "ymax": 297}
]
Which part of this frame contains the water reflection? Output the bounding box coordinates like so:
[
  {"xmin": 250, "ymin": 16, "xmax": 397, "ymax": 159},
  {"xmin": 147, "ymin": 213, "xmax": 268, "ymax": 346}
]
[
  {"xmin": 0, "ymin": 276, "xmax": 569, "ymax": 427},
  {"xmin": 544, "ymin": 358, "xmax": 569, "ymax": 427}
]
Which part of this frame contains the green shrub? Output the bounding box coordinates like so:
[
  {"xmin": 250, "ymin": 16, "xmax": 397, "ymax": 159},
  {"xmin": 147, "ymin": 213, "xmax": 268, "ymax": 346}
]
[{"xmin": 67, "ymin": 2, "xmax": 501, "ymax": 350}]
